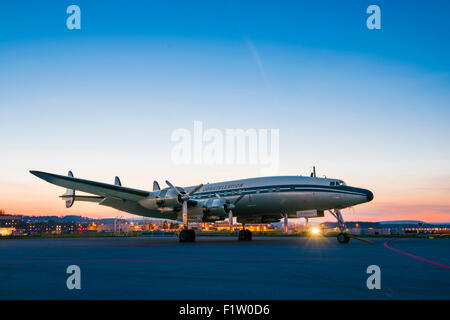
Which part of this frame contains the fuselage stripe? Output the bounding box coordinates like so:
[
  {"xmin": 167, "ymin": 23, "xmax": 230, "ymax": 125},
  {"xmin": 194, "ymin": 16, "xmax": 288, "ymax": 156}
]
[{"xmin": 190, "ymin": 184, "xmax": 366, "ymax": 200}]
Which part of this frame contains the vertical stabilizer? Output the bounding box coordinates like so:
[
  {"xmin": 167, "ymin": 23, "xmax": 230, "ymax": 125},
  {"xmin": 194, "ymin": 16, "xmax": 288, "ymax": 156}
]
[{"xmin": 64, "ymin": 171, "xmax": 75, "ymax": 208}]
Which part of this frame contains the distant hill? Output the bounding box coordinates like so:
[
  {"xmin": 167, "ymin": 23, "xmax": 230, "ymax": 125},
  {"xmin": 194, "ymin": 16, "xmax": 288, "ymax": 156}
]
[
  {"xmin": 379, "ymin": 220, "xmax": 450, "ymax": 226},
  {"xmin": 20, "ymin": 215, "xmax": 95, "ymax": 223},
  {"xmin": 379, "ymin": 220, "xmax": 424, "ymax": 225}
]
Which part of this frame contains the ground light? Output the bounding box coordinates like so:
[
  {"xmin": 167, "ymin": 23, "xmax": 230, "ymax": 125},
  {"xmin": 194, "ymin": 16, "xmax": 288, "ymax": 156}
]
[{"xmin": 310, "ymin": 227, "xmax": 321, "ymax": 235}]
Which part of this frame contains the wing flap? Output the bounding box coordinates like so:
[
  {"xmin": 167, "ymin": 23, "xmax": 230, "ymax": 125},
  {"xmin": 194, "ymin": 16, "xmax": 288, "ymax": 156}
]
[{"xmin": 99, "ymin": 197, "xmax": 177, "ymax": 219}]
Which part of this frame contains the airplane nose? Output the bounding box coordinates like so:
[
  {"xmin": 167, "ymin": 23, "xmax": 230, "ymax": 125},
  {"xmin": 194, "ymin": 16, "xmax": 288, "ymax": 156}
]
[{"xmin": 365, "ymin": 190, "xmax": 374, "ymax": 202}]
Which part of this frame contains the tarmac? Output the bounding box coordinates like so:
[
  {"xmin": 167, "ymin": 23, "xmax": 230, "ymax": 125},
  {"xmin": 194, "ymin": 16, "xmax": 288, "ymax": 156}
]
[{"xmin": 0, "ymin": 236, "xmax": 449, "ymax": 299}]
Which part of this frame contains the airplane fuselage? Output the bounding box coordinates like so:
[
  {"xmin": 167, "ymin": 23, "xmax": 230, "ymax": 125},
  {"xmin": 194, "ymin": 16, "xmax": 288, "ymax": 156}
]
[{"xmin": 139, "ymin": 176, "xmax": 374, "ymax": 223}]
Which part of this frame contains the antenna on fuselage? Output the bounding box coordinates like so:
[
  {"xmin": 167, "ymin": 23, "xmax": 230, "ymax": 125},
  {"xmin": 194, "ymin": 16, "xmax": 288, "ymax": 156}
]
[{"xmin": 310, "ymin": 166, "xmax": 316, "ymax": 177}]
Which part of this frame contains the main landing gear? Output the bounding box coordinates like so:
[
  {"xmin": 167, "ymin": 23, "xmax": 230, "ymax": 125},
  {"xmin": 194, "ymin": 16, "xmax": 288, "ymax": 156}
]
[
  {"xmin": 238, "ymin": 229, "xmax": 252, "ymax": 241},
  {"xmin": 164, "ymin": 180, "xmax": 203, "ymax": 243},
  {"xmin": 329, "ymin": 209, "xmax": 350, "ymax": 244},
  {"xmin": 179, "ymin": 228, "xmax": 196, "ymax": 242},
  {"xmin": 238, "ymin": 224, "xmax": 252, "ymax": 241},
  {"xmin": 178, "ymin": 196, "xmax": 196, "ymax": 242}
]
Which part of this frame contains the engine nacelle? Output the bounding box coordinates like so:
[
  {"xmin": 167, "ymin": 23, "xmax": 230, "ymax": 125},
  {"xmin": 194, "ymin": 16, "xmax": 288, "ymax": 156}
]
[
  {"xmin": 201, "ymin": 198, "xmax": 227, "ymax": 221},
  {"xmin": 139, "ymin": 188, "xmax": 182, "ymax": 210}
]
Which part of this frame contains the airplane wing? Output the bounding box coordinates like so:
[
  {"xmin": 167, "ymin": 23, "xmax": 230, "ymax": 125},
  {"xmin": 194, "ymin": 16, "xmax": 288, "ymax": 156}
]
[
  {"xmin": 30, "ymin": 170, "xmax": 150, "ymax": 202},
  {"xmin": 30, "ymin": 170, "xmax": 181, "ymax": 220}
]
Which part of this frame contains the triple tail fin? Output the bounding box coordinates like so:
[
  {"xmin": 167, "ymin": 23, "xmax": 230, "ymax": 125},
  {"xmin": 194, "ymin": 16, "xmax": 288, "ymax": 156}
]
[{"xmin": 63, "ymin": 171, "xmax": 75, "ymax": 208}]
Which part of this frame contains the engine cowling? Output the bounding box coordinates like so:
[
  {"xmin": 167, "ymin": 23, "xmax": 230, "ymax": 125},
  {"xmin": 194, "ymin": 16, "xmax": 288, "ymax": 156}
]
[
  {"xmin": 138, "ymin": 188, "xmax": 182, "ymax": 210},
  {"xmin": 201, "ymin": 198, "xmax": 227, "ymax": 221}
]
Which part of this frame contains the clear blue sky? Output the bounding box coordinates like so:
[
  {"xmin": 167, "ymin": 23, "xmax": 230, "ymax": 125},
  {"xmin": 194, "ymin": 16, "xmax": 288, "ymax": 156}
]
[{"xmin": 0, "ymin": 1, "xmax": 449, "ymax": 220}]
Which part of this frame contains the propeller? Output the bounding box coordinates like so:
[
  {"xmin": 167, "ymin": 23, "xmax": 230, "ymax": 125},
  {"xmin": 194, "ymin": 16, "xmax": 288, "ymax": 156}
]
[
  {"xmin": 165, "ymin": 180, "xmax": 203, "ymax": 227},
  {"xmin": 214, "ymin": 193, "xmax": 245, "ymax": 233}
]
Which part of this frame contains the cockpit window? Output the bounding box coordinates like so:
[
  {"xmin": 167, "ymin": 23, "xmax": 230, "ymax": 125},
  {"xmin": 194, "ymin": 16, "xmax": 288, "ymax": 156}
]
[
  {"xmin": 331, "ymin": 180, "xmax": 346, "ymax": 186},
  {"xmin": 330, "ymin": 181, "xmax": 335, "ymax": 186}
]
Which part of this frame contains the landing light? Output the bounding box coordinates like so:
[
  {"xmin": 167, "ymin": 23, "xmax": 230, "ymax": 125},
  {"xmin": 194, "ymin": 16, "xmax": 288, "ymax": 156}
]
[{"xmin": 310, "ymin": 227, "xmax": 320, "ymax": 235}]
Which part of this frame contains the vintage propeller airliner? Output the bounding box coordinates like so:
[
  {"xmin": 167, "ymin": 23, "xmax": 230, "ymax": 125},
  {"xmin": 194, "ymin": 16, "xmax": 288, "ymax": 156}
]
[{"xmin": 30, "ymin": 168, "xmax": 373, "ymax": 243}]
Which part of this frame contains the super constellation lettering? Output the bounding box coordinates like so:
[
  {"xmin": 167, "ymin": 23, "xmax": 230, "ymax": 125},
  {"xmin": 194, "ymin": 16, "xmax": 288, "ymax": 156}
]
[{"xmin": 202, "ymin": 184, "xmax": 244, "ymax": 192}]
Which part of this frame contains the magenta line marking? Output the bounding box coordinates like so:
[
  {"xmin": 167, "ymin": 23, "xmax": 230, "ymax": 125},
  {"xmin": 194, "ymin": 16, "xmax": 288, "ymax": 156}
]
[{"xmin": 384, "ymin": 240, "xmax": 450, "ymax": 270}]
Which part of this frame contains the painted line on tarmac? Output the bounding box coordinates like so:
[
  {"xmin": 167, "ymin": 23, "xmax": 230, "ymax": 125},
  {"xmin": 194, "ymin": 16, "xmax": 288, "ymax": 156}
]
[{"xmin": 384, "ymin": 239, "xmax": 450, "ymax": 270}]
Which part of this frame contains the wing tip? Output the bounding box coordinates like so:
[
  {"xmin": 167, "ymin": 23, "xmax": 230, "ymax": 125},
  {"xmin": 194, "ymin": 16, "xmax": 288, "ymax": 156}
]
[
  {"xmin": 29, "ymin": 170, "xmax": 54, "ymax": 181},
  {"xmin": 29, "ymin": 170, "xmax": 41, "ymax": 176}
]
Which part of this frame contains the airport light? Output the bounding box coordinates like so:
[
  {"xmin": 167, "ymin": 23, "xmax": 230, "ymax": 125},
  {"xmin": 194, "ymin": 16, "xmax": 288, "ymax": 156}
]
[{"xmin": 310, "ymin": 227, "xmax": 320, "ymax": 235}]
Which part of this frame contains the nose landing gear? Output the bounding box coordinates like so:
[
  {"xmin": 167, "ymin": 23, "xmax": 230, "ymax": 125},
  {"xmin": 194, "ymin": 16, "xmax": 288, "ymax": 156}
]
[
  {"xmin": 337, "ymin": 232, "xmax": 350, "ymax": 244},
  {"xmin": 329, "ymin": 209, "xmax": 350, "ymax": 244}
]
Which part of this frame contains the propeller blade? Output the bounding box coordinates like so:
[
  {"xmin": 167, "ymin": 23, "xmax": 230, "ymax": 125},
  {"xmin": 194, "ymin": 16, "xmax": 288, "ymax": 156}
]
[
  {"xmin": 165, "ymin": 180, "xmax": 176, "ymax": 190},
  {"xmin": 165, "ymin": 180, "xmax": 183, "ymax": 197},
  {"xmin": 188, "ymin": 183, "xmax": 203, "ymax": 195},
  {"xmin": 233, "ymin": 194, "xmax": 245, "ymax": 205},
  {"xmin": 153, "ymin": 180, "xmax": 160, "ymax": 191},
  {"xmin": 229, "ymin": 210, "xmax": 233, "ymax": 233}
]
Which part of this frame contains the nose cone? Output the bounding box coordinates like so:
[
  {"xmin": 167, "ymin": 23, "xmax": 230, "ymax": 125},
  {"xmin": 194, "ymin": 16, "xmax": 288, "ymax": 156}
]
[{"xmin": 365, "ymin": 189, "xmax": 374, "ymax": 202}]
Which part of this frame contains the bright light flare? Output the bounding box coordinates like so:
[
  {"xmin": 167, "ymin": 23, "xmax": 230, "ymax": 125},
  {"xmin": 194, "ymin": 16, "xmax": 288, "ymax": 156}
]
[{"xmin": 310, "ymin": 227, "xmax": 320, "ymax": 235}]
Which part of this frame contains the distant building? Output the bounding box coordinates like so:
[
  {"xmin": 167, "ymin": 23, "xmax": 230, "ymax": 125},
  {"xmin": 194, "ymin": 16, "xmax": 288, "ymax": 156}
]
[
  {"xmin": 97, "ymin": 222, "xmax": 132, "ymax": 233},
  {"xmin": 0, "ymin": 214, "xmax": 26, "ymax": 229}
]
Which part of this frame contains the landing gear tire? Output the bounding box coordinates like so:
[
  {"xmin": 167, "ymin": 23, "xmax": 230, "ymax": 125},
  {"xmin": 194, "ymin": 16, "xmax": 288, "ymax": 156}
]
[
  {"xmin": 188, "ymin": 229, "xmax": 196, "ymax": 242},
  {"xmin": 337, "ymin": 232, "xmax": 350, "ymax": 244},
  {"xmin": 238, "ymin": 229, "xmax": 252, "ymax": 241},
  {"xmin": 179, "ymin": 229, "xmax": 195, "ymax": 242}
]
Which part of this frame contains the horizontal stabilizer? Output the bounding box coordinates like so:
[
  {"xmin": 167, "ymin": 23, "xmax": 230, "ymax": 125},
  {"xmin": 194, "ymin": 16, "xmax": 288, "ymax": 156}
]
[{"xmin": 60, "ymin": 195, "xmax": 104, "ymax": 203}]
